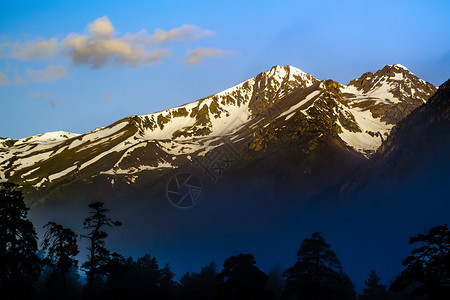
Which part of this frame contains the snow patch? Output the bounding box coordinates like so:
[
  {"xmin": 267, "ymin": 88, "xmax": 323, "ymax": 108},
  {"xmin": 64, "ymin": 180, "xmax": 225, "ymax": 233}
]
[
  {"xmin": 101, "ymin": 161, "xmax": 174, "ymax": 175},
  {"xmin": 35, "ymin": 177, "xmax": 48, "ymax": 188},
  {"xmin": 337, "ymin": 107, "xmax": 393, "ymax": 156},
  {"xmin": 278, "ymin": 90, "xmax": 322, "ymax": 119},
  {"xmin": 14, "ymin": 151, "xmax": 53, "ymax": 171},
  {"xmin": 16, "ymin": 131, "xmax": 80, "ymax": 145},
  {"xmin": 49, "ymin": 165, "xmax": 77, "ymax": 182},
  {"xmin": 392, "ymin": 64, "xmax": 408, "ymax": 71},
  {"xmin": 21, "ymin": 167, "xmax": 40, "ymax": 178}
]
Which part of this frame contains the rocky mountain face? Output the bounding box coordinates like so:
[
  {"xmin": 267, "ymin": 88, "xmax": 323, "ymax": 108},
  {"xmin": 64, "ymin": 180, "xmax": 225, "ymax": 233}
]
[
  {"xmin": 376, "ymin": 78, "xmax": 449, "ymax": 157},
  {"xmin": 0, "ymin": 64, "xmax": 437, "ymax": 201},
  {"xmin": 345, "ymin": 64, "xmax": 436, "ymax": 124},
  {"xmin": 339, "ymin": 78, "xmax": 449, "ymax": 194}
]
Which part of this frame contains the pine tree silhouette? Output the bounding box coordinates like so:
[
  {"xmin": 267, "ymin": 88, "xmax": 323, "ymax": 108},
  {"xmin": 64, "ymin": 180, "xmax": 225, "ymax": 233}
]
[
  {"xmin": 391, "ymin": 224, "xmax": 450, "ymax": 299},
  {"xmin": 359, "ymin": 270, "xmax": 387, "ymax": 300},
  {"xmin": 217, "ymin": 253, "xmax": 271, "ymax": 299},
  {"xmin": 0, "ymin": 182, "xmax": 41, "ymax": 299},
  {"xmin": 179, "ymin": 262, "xmax": 219, "ymax": 300},
  {"xmin": 81, "ymin": 201, "xmax": 121, "ymax": 296},
  {"xmin": 41, "ymin": 221, "xmax": 79, "ymax": 297},
  {"xmin": 160, "ymin": 263, "xmax": 179, "ymax": 299},
  {"xmin": 283, "ymin": 232, "xmax": 356, "ymax": 300}
]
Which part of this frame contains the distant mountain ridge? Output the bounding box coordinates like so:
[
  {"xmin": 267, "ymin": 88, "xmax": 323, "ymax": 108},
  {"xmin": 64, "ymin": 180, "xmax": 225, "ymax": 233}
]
[{"xmin": 0, "ymin": 64, "xmax": 437, "ymax": 199}]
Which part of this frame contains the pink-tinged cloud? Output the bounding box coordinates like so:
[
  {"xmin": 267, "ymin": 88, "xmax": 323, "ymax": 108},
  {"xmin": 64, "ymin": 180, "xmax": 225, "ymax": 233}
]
[
  {"xmin": 26, "ymin": 66, "xmax": 67, "ymax": 82},
  {"xmin": 2, "ymin": 38, "xmax": 58, "ymax": 60},
  {"xmin": 152, "ymin": 24, "xmax": 213, "ymax": 43},
  {"xmin": 1, "ymin": 17, "xmax": 232, "ymax": 69},
  {"xmin": 185, "ymin": 47, "xmax": 234, "ymax": 64},
  {"xmin": 88, "ymin": 16, "xmax": 114, "ymax": 38}
]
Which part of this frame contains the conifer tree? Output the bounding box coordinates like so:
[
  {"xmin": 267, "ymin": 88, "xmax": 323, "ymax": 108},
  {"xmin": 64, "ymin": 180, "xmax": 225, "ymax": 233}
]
[
  {"xmin": 359, "ymin": 270, "xmax": 387, "ymax": 300},
  {"xmin": 283, "ymin": 232, "xmax": 356, "ymax": 300},
  {"xmin": 179, "ymin": 262, "xmax": 219, "ymax": 300},
  {"xmin": 217, "ymin": 253, "xmax": 271, "ymax": 299},
  {"xmin": 41, "ymin": 221, "xmax": 79, "ymax": 295},
  {"xmin": 160, "ymin": 263, "xmax": 178, "ymax": 298},
  {"xmin": 391, "ymin": 224, "xmax": 450, "ymax": 298},
  {"xmin": 81, "ymin": 201, "xmax": 121, "ymax": 295},
  {"xmin": 0, "ymin": 182, "xmax": 41, "ymax": 299}
]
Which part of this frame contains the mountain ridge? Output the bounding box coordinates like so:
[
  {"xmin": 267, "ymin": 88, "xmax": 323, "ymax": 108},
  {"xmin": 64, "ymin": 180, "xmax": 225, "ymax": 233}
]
[{"xmin": 0, "ymin": 64, "xmax": 437, "ymax": 199}]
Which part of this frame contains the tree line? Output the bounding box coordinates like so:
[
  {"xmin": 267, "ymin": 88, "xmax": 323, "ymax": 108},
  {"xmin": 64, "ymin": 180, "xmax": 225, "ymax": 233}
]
[{"xmin": 0, "ymin": 182, "xmax": 449, "ymax": 299}]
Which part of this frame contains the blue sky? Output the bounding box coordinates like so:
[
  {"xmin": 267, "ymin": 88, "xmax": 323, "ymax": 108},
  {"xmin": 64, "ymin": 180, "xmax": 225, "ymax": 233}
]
[{"xmin": 1, "ymin": 0, "xmax": 449, "ymax": 139}]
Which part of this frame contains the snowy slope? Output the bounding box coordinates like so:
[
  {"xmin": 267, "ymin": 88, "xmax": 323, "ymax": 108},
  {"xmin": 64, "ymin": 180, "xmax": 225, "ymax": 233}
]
[
  {"xmin": 136, "ymin": 65, "xmax": 317, "ymax": 140},
  {"xmin": 336, "ymin": 64, "xmax": 436, "ymax": 153},
  {"xmin": 0, "ymin": 64, "xmax": 436, "ymax": 188}
]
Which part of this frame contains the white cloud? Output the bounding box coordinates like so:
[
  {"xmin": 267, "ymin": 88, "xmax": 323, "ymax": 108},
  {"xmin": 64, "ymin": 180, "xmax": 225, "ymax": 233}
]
[
  {"xmin": 61, "ymin": 16, "xmax": 176, "ymax": 68},
  {"xmin": 88, "ymin": 16, "xmax": 114, "ymax": 38},
  {"xmin": 63, "ymin": 33, "xmax": 167, "ymax": 68},
  {"xmin": 185, "ymin": 47, "xmax": 232, "ymax": 64},
  {"xmin": 0, "ymin": 17, "xmax": 231, "ymax": 69},
  {"xmin": 0, "ymin": 71, "xmax": 9, "ymax": 86},
  {"xmin": 27, "ymin": 66, "xmax": 67, "ymax": 82},
  {"xmin": 2, "ymin": 38, "xmax": 58, "ymax": 60}
]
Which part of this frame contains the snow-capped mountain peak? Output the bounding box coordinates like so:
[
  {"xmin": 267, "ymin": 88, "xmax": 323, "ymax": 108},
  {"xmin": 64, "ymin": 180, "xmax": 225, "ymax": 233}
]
[
  {"xmin": 267, "ymin": 65, "xmax": 314, "ymax": 87},
  {"xmin": 131, "ymin": 65, "xmax": 318, "ymax": 141},
  {"xmin": 15, "ymin": 131, "xmax": 80, "ymax": 145},
  {"xmin": 390, "ymin": 63, "xmax": 409, "ymax": 71},
  {"xmin": 0, "ymin": 64, "xmax": 437, "ymax": 191}
]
